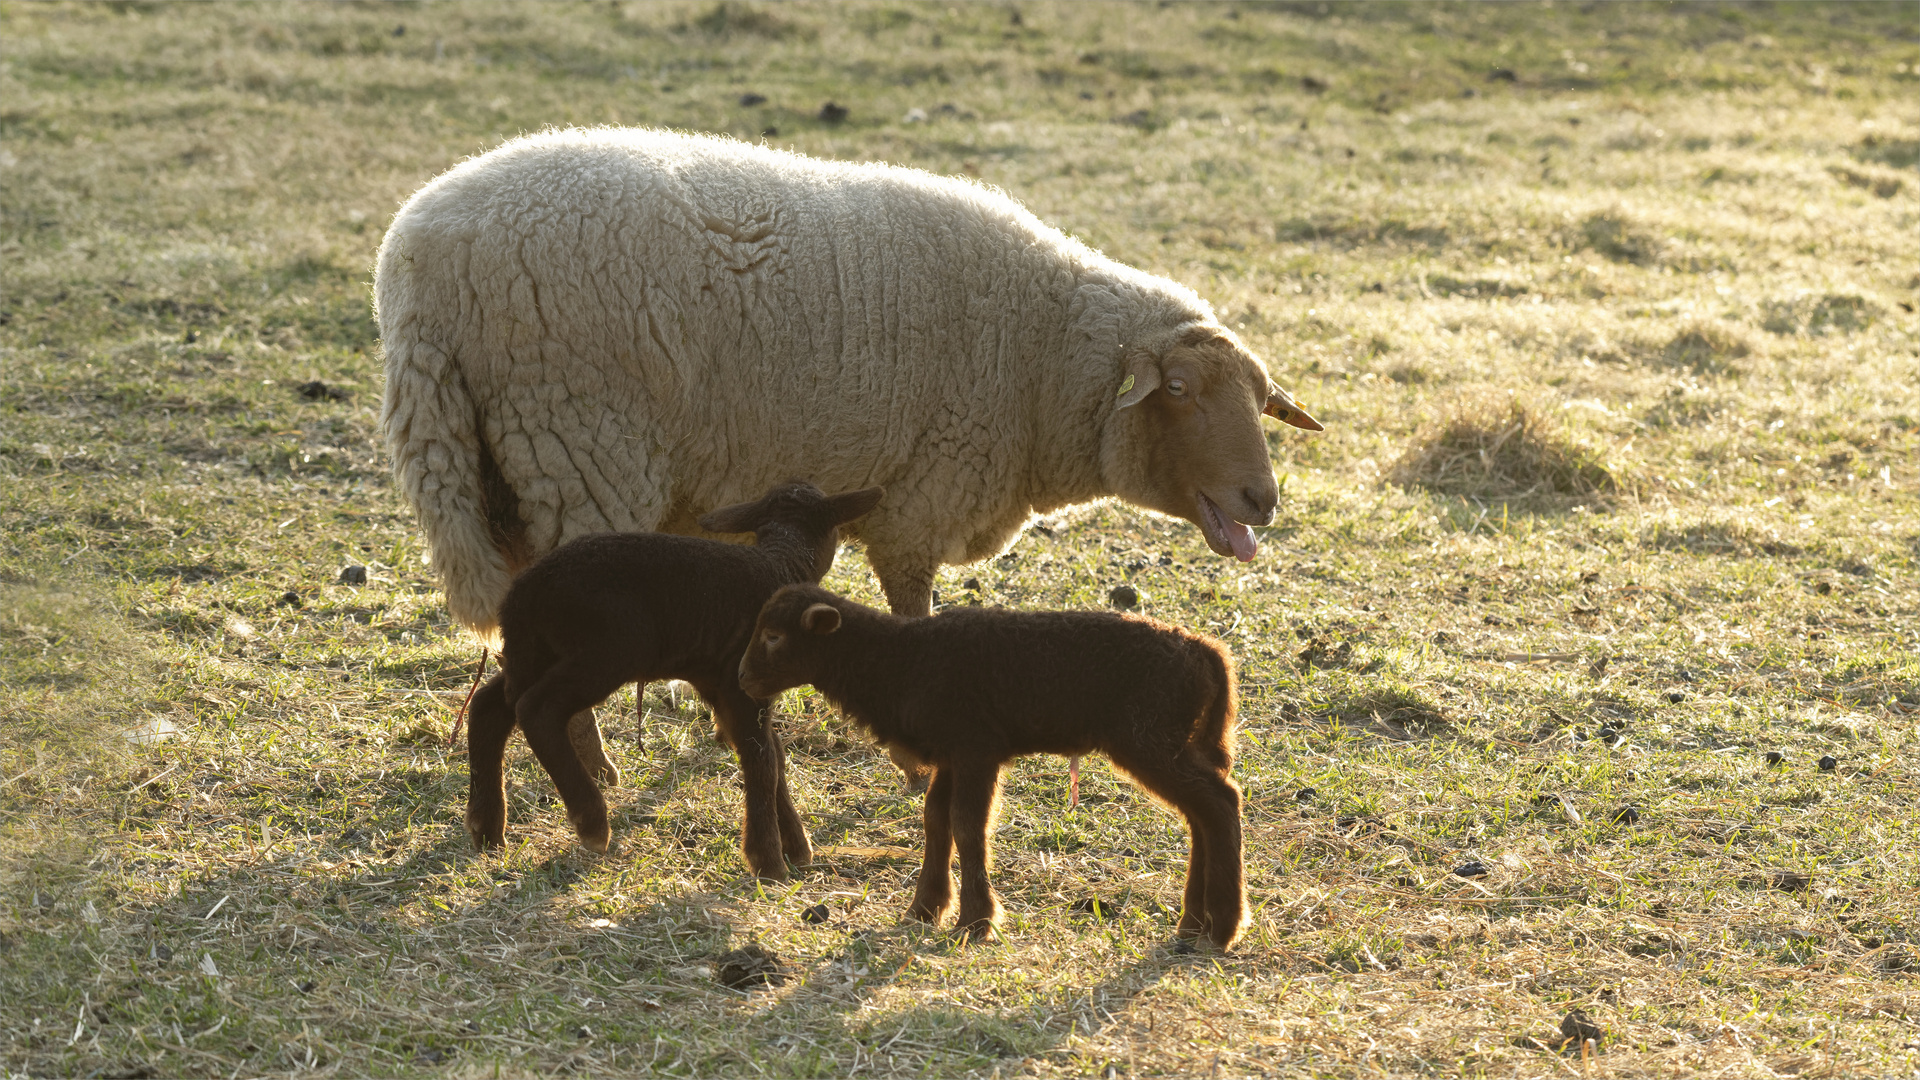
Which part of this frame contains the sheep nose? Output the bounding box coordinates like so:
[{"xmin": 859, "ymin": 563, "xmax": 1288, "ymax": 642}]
[{"xmin": 1243, "ymin": 485, "xmax": 1277, "ymax": 526}]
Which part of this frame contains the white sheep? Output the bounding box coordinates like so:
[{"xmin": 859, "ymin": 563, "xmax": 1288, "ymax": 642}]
[
  {"xmin": 378, "ymin": 126, "xmax": 1320, "ymax": 632},
  {"xmin": 377, "ymin": 128, "xmax": 1321, "ymax": 781}
]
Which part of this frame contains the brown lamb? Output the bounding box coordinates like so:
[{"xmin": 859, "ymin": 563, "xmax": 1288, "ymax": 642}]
[
  {"xmin": 464, "ymin": 482, "xmax": 883, "ymax": 878},
  {"xmin": 739, "ymin": 583, "xmax": 1247, "ymax": 949}
]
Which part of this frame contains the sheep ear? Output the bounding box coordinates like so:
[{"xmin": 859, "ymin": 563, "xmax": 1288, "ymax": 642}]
[
  {"xmin": 827, "ymin": 486, "xmax": 885, "ymax": 525},
  {"xmin": 698, "ymin": 497, "xmax": 765, "ymax": 534},
  {"xmin": 1114, "ymin": 355, "xmax": 1161, "ymax": 410},
  {"xmin": 800, "ymin": 603, "xmax": 842, "ymax": 635}
]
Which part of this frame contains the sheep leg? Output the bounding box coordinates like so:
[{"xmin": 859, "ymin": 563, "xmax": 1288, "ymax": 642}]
[
  {"xmin": 907, "ymin": 767, "xmax": 955, "ymax": 924},
  {"xmin": 768, "ymin": 721, "xmax": 813, "ymax": 868},
  {"xmin": 869, "ymin": 563, "xmax": 938, "ymax": 791},
  {"xmin": 464, "ymin": 673, "xmax": 515, "ymax": 850},
  {"xmin": 696, "ymin": 677, "xmax": 802, "ymax": 880},
  {"xmin": 1178, "ymin": 811, "xmax": 1212, "ymax": 941},
  {"xmin": 1192, "ymin": 772, "xmax": 1248, "ymax": 952},
  {"xmin": 516, "ymin": 676, "xmax": 617, "ymax": 853},
  {"xmin": 873, "ymin": 563, "xmax": 935, "ymax": 618},
  {"xmin": 1109, "ymin": 752, "xmax": 1248, "ymax": 950},
  {"xmin": 946, "ymin": 760, "xmax": 1005, "ymax": 941},
  {"xmin": 567, "ymin": 709, "xmax": 621, "ymax": 787}
]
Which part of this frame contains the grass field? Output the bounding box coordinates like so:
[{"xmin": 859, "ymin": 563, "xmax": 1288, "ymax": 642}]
[{"xmin": 3, "ymin": 1, "xmax": 1917, "ymax": 1075}]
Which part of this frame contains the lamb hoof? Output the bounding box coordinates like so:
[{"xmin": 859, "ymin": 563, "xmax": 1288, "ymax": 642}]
[
  {"xmin": 1208, "ymin": 913, "xmax": 1247, "ymax": 953},
  {"xmin": 957, "ymin": 918, "xmax": 1000, "ymax": 943},
  {"xmin": 906, "ymin": 899, "xmax": 949, "ymax": 924},
  {"xmin": 747, "ymin": 863, "xmax": 790, "ymax": 883},
  {"xmin": 780, "ymin": 835, "xmax": 814, "ymax": 868},
  {"xmin": 465, "ymin": 814, "xmax": 504, "ymax": 852},
  {"xmin": 575, "ymin": 821, "xmax": 612, "ymax": 854}
]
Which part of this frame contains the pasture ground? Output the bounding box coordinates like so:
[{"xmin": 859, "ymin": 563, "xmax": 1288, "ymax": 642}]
[{"xmin": 2, "ymin": 2, "xmax": 1917, "ymax": 1075}]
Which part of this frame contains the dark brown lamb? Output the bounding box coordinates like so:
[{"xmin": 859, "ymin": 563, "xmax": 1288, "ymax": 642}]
[
  {"xmin": 464, "ymin": 482, "xmax": 883, "ymax": 878},
  {"xmin": 739, "ymin": 583, "xmax": 1247, "ymax": 949}
]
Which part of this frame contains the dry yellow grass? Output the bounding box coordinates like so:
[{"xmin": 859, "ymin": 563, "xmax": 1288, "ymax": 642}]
[{"xmin": 3, "ymin": 2, "xmax": 1917, "ymax": 1076}]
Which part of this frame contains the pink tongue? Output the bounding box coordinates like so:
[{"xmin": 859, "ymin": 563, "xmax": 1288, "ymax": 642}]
[{"xmin": 1226, "ymin": 518, "xmax": 1259, "ymax": 562}]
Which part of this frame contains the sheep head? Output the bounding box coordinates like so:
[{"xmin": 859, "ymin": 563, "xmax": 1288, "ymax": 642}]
[
  {"xmin": 699, "ymin": 482, "xmax": 885, "ymax": 579},
  {"xmin": 739, "ymin": 584, "xmax": 847, "ymax": 700},
  {"xmin": 1105, "ymin": 327, "xmax": 1321, "ymax": 563}
]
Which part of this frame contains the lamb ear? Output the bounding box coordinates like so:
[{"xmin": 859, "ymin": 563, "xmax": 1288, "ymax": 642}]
[
  {"xmin": 697, "ymin": 496, "xmax": 765, "ymax": 534},
  {"xmin": 827, "ymin": 486, "xmax": 885, "ymax": 525},
  {"xmin": 1113, "ymin": 354, "xmax": 1161, "ymax": 410},
  {"xmin": 800, "ymin": 603, "xmax": 842, "ymax": 635}
]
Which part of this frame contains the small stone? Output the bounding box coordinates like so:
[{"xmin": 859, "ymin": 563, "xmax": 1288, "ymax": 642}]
[
  {"xmin": 1765, "ymin": 750, "xmax": 1785, "ymax": 766},
  {"xmin": 1107, "ymin": 584, "xmax": 1139, "ymax": 609},
  {"xmin": 818, "ymin": 101, "xmax": 849, "ymax": 124},
  {"xmin": 338, "ymin": 565, "xmax": 368, "ymax": 586},
  {"xmin": 1294, "ymin": 787, "xmax": 1317, "ymax": 802},
  {"xmin": 715, "ymin": 944, "xmax": 788, "ymax": 990},
  {"xmin": 739, "ymin": 93, "xmax": 767, "ymax": 106},
  {"xmin": 277, "ymin": 591, "xmax": 303, "ymax": 608},
  {"xmin": 1818, "ymin": 755, "xmax": 1837, "ymax": 771},
  {"xmin": 1767, "ymin": 870, "xmax": 1812, "ymax": 892},
  {"xmin": 151, "ymin": 943, "xmax": 173, "ymax": 961},
  {"xmin": 800, "ymin": 903, "xmax": 830, "ymax": 926},
  {"xmin": 1453, "ymin": 860, "xmax": 1490, "ymax": 879},
  {"xmin": 962, "ymin": 577, "xmax": 982, "ymax": 593},
  {"xmin": 761, "ymin": 127, "xmax": 779, "ymax": 138},
  {"xmin": 1556, "ymin": 1009, "xmax": 1603, "ymax": 1053},
  {"xmin": 1612, "ymin": 806, "xmax": 1640, "ymax": 826},
  {"xmin": 296, "ymin": 979, "xmax": 316, "ymax": 994},
  {"xmin": 1665, "ymin": 690, "xmax": 1686, "ymax": 704},
  {"xmin": 1070, "ymin": 897, "xmax": 1124, "ymax": 920},
  {"xmin": 1596, "ymin": 727, "xmax": 1619, "ymax": 744},
  {"xmin": 295, "ymin": 380, "xmax": 349, "ymax": 402}
]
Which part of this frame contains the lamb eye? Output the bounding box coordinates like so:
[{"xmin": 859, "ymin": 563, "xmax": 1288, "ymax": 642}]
[
  {"xmin": 1166, "ymin": 378, "xmax": 1187, "ymax": 396},
  {"xmin": 764, "ymin": 632, "xmax": 783, "ymax": 648}
]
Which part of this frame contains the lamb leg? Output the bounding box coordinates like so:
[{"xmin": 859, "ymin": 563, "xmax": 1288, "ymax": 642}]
[{"xmin": 567, "ymin": 709, "xmax": 620, "ymax": 787}]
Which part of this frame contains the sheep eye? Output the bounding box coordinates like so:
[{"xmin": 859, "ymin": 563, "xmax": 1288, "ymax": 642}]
[
  {"xmin": 764, "ymin": 632, "xmax": 783, "ymax": 648},
  {"xmin": 1166, "ymin": 378, "xmax": 1187, "ymax": 396}
]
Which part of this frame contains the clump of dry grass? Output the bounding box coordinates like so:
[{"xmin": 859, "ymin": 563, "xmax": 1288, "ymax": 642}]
[
  {"xmin": 1325, "ymin": 686, "xmax": 1451, "ymax": 741},
  {"xmin": 1659, "ymin": 318, "xmax": 1754, "ymax": 375},
  {"xmin": 1391, "ymin": 394, "xmax": 1626, "ymax": 502}
]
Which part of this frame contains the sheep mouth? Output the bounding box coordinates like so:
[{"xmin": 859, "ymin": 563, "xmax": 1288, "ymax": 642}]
[
  {"xmin": 1196, "ymin": 493, "xmax": 1260, "ymax": 562},
  {"xmin": 738, "ymin": 661, "xmax": 775, "ymax": 699}
]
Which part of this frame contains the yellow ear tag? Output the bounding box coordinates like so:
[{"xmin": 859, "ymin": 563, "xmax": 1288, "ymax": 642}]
[{"xmin": 1116, "ymin": 373, "xmax": 1135, "ymax": 398}]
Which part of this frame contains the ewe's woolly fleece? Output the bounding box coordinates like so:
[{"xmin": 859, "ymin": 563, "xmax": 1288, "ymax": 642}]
[{"xmin": 377, "ymin": 127, "xmax": 1256, "ymax": 635}]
